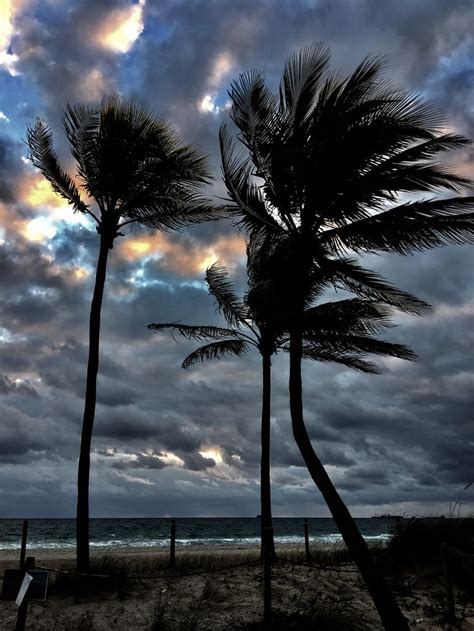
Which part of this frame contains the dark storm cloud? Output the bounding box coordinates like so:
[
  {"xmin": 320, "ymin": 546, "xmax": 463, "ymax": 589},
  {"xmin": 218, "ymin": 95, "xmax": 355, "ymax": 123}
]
[
  {"xmin": 0, "ymin": 0, "xmax": 473, "ymax": 516},
  {"xmin": 0, "ymin": 375, "xmax": 38, "ymax": 398},
  {"xmin": 15, "ymin": 1, "xmax": 123, "ymax": 113},
  {"xmin": 111, "ymin": 451, "xmax": 169, "ymax": 470},
  {"xmin": 0, "ymin": 135, "xmax": 26, "ymax": 204}
]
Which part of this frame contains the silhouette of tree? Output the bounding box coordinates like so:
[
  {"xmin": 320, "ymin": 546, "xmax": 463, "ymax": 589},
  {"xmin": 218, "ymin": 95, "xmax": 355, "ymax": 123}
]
[
  {"xmin": 149, "ymin": 255, "xmax": 419, "ymax": 625},
  {"xmin": 27, "ymin": 95, "xmax": 216, "ymax": 572},
  {"xmin": 221, "ymin": 44, "xmax": 474, "ymax": 630}
]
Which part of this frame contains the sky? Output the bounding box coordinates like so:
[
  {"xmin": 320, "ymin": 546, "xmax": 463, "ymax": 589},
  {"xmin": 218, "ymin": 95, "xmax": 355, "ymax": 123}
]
[{"xmin": 0, "ymin": 0, "xmax": 473, "ymax": 519}]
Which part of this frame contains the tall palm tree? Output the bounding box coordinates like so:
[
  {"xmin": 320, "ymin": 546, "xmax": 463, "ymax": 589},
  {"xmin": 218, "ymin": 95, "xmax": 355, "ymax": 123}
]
[
  {"xmin": 27, "ymin": 95, "xmax": 216, "ymax": 572},
  {"xmin": 221, "ymin": 45, "xmax": 474, "ymax": 629},
  {"xmin": 149, "ymin": 257, "xmax": 419, "ymax": 625}
]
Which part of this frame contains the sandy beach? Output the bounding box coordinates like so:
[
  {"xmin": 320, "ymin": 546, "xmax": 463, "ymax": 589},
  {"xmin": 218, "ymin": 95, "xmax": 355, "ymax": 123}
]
[{"xmin": 1, "ymin": 544, "xmax": 473, "ymax": 630}]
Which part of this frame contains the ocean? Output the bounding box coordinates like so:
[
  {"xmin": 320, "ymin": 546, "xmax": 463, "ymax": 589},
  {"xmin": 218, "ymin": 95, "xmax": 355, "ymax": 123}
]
[{"xmin": 0, "ymin": 517, "xmax": 395, "ymax": 551}]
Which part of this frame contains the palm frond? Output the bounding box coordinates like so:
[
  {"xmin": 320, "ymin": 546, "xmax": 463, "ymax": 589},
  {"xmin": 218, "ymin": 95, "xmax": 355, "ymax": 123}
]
[
  {"xmin": 302, "ymin": 298, "xmax": 394, "ymax": 336},
  {"xmin": 322, "ymin": 196, "xmax": 474, "ymax": 255},
  {"xmin": 182, "ymin": 339, "xmax": 249, "ymax": 369},
  {"xmin": 279, "ymin": 43, "xmax": 330, "ymax": 123},
  {"xmin": 219, "ymin": 124, "xmax": 281, "ymax": 235},
  {"xmin": 63, "ymin": 103, "xmax": 102, "ymax": 206},
  {"xmin": 229, "ymin": 70, "xmax": 277, "ymax": 153},
  {"xmin": 301, "ymin": 347, "xmax": 381, "ymax": 374},
  {"xmin": 339, "ymin": 335, "xmax": 417, "ymax": 360},
  {"xmin": 320, "ymin": 258, "xmax": 432, "ymax": 315},
  {"xmin": 206, "ymin": 262, "xmax": 248, "ymax": 327},
  {"xmin": 26, "ymin": 119, "xmax": 89, "ymax": 214},
  {"xmin": 148, "ymin": 322, "xmax": 239, "ymax": 341},
  {"xmin": 129, "ymin": 195, "xmax": 226, "ymax": 231}
]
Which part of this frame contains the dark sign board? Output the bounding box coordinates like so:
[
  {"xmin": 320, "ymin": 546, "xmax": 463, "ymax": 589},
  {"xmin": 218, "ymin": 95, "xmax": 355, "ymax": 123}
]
[{"xmin": 2, "ymin": 570, "xmax": 49, "ymax": 602}]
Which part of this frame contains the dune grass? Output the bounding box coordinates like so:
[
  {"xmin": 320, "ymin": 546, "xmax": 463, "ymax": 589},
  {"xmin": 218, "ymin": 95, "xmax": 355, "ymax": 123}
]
[
  {"xmin": 48, "ymin": 543, "xmax": 355, "ymax": 596},
  {"xmin": 385, "ymin": 517, "xmax": 474, "ymax": 594}
]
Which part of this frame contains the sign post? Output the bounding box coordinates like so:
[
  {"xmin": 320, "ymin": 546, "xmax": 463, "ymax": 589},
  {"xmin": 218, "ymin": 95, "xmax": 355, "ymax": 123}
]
[
  {"xmin": 19, "ymin": 521, "xmax": 28, "ymax": 570},
  {"xmin": 15, "ymin": 556, "xmax": 35, "ymax": 631},
  {"xmin": 1, "ymin": 522, "xmax": 49, "ymax": 631}
]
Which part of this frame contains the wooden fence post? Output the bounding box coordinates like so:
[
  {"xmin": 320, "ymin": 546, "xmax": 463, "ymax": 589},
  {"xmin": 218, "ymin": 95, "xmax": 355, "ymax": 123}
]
[
  {"xmin": 304, "ymin": 519, "xmax": 311, "ymax": 562},
  {"xmin": 19, "ymin": 521, "xmax": 28, "ymax": 570},
  {"xmin": 441, "ymin": 543, "xmax": 455, "ymax": 623},
  {"xmin": 170, "ymin": 519, "xmax": 176, "ymax": 569}
]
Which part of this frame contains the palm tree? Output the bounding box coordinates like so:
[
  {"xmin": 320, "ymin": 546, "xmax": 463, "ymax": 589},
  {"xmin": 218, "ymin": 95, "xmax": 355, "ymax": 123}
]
[
  {"xmin": 221, "ymin": 45, "xmax": 474, "ymax": 629},
  {"xmin": 149, "ymin": 256, "xmax": 419, "ymax": 625},
  {"xmin": 27, "ymin": 95, "xmax": 216, "ymax": 572}
]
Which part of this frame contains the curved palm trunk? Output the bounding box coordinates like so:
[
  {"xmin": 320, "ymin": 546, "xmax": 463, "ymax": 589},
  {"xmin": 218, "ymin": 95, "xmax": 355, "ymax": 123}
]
[
  {"xmin": 289, "ymin": 328, "xmax": 409, "ymax": 631},
  {"xmin": 260, "ymin": 352, "xmax": 276, "ymax": 560},
  {"xmin": 77, "ymin": 236, "xmax": 110, "ymax": 573}
]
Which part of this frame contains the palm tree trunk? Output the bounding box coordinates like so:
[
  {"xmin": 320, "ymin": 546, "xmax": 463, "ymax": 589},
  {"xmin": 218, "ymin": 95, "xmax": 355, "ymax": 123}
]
[
  {"xmin": 289, "ymin": 328, "xmax": 409, "ymax": 631},
  {"xmin": 76, "ymin": 236, "xmax": 110, "ymax": 573},
  {"xmin": 260, "ymin": 352, "xmax": 275, "ymax": 629},
  {"xmin": 261, "ymin": 352, "xmax": 276, "ymax": 560}
]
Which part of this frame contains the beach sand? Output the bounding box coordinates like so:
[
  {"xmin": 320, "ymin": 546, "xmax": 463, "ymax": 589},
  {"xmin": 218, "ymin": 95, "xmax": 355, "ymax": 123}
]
[{"xmin": 1, "ymin": 544, "xmax": 473, "ymax": 630}]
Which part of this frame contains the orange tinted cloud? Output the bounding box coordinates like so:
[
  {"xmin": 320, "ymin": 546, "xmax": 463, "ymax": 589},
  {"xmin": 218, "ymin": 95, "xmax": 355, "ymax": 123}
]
[
  {"xmin": 96, "ymin": 0, "xmax": 146, "ymax": 54},
  {"xmin": 120, "ymin": 232, "xmax": 246, "ymax": 276},
  {"xmin": 23, "ymin": 175, "xmax": 68, "ymax": 210}
]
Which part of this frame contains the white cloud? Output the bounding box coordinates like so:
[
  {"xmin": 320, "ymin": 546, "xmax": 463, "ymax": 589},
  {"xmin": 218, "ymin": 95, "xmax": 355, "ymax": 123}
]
[
  {"xmin": 197, "ymin": 51, "xmax": 234, "ymax": 115},
  {"xmin": 98, "ymin": 0, "xmax": 146, "ymax": 54},
  {"xmin": 0, "ymin": 0, "xmax": 22, "ymax": 75}
]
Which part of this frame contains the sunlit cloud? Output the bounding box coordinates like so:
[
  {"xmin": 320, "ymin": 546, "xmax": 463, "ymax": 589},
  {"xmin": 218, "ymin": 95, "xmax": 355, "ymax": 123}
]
[
  {"xmin": 197, "ymin": 95, "xmax": 217, "ymax": 114},
  {"xmin": 97, "ymin": 0, "xmax": 146, "ymax": 54},
  {"xmin": 199, "ymin": 447, "xmax": 223, "ymax": 465},
  {"xmin": 197, "ymin": 51, "xmax": 234, "ymax": 115},
  {"xmin": 79, "ymin": 67, "xmax": 107, "ymax": 101},
  {"xmin": 115, "ymin": 472, "xmax": 155, "ymax": 486},
  {"xmin": 23, "ymin": 216, "xmax": 57, "ymax": 242},
  {"xmin": 8, "ymin": 174, "xmax": 91, "ymax": 242},
  {"xmin": 158, "ymin": 451, "xmax": 185, "ymax": 467},
  {"xmin": 120, "ymin": 232, "xmax": 246, "ymax": 276},
  {"xmin": 0, "ymin": 0, "xmax": 21, "ymax": 76},
  {"xmin": 208, "ymin": 51, "xmax": 233, "ymax": 88},
  {"xmin": 24, "ymin": 177, "xmax": 68, "ymax": 210},
  {"xmin": 71, "ymin": 267, "xmax": 90, "ymax": 283},
  {"xmin": 0, "ymin": 111, "xmax": 9, "ymax": 122}
]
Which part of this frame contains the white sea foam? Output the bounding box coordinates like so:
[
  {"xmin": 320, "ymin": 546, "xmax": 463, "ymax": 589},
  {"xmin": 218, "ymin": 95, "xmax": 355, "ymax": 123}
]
[{"xmin": 0, "ymin": 533, "xmax": 390, "ymax": 550}]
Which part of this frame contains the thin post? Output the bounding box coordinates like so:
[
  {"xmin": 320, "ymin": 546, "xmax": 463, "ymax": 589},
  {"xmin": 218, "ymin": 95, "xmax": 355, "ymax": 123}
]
[
  {"xmin": 304, "ymin": 518, "xmax": 311, "ymax": 562},
  {"xmin": 16, "ymin": 556, "xmax": 35, "ymax": 631},
  {"xmin": 441, "ymin": 543, "xmax": 455, "ymax": 623},
  {"xmin": 19, "ymin": 521, "xmax": 28, "ymax": 569},
  {"xmin": 169, "ymin": 519, "xmax": 176, "ymax": 569}
]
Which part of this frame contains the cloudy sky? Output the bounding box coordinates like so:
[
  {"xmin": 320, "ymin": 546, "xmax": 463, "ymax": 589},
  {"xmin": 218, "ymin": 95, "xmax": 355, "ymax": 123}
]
[{"xmin": 0, "ymin": 0, "xmax": 473, "ymax": 519}]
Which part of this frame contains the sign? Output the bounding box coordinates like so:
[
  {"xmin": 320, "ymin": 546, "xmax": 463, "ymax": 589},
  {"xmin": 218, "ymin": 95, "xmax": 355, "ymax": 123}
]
[
  {"xmin": 2, "ymin": 570, "xmax": 49, "ymax": 602},
  {"xmin": 15, "ymin": 573, "xmax": 33, "ymax": 606}
]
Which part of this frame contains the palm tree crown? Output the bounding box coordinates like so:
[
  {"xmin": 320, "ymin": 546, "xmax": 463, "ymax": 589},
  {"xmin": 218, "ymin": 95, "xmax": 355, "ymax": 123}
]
[
  {"xmin": 149, "ymin": 260, "xmax": 417, "ymax": 372},
  {"xmin": 221, "ymin": 45, "xmax": 473, "ymax": 282},
  {"xmin": 27, "ymin": 94, "xmax": 216, "ymax": 245}
]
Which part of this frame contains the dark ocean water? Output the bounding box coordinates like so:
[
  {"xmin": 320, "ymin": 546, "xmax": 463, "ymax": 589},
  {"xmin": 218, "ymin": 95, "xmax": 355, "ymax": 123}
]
[{"xmin": 0, "ymin": 518, "xmax": 396, "ymax": 551}]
